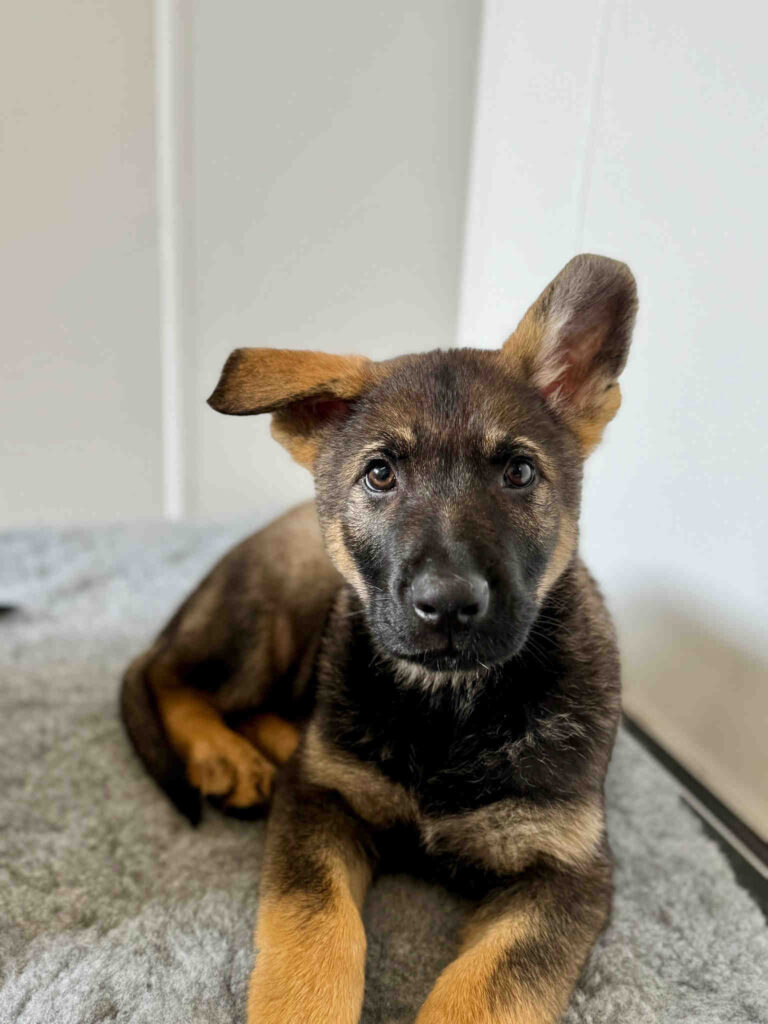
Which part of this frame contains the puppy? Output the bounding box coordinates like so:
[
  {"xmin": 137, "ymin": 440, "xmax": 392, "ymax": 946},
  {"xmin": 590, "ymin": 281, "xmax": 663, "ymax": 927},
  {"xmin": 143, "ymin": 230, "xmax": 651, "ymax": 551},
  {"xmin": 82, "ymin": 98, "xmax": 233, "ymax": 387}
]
[{"xmin": 122, "ymin": 253, "xmax": 637, "ymax": 1023}]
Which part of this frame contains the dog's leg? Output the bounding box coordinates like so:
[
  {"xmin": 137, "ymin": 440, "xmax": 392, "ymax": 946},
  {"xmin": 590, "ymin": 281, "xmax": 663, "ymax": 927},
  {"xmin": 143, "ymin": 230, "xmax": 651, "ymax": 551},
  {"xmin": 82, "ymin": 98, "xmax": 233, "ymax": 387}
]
[
  {"xmin": 155, "ymin": 687, "xmax": 277, "ymax": 808},
  {"xmin": 121, "ymin": 502, "xmax": 341, "ymax": 819},
  {"xmin": 247, "ymin": 776, "xmax": 374, "ymax": 1024},
  {"xmin": 415, "ymin": 857, "xmax": 612, "ymax": 1024},
  {"xmin": 233, "ymin": 712, "xmax": 301, "ymax": 765}
]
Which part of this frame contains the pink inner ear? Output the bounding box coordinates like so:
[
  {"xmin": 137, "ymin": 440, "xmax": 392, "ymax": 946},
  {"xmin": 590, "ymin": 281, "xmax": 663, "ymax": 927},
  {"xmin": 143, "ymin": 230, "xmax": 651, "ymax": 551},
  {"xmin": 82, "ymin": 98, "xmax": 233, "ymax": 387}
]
[
  {"xmin": 308, "ymin": 396, "xmax": 351, "ymax": 424},
  {"xmin": 540, "ymin": 321, "xmax": 609, "ymax": 402},
  {"xmin": 540, "ymin": 375, "xmax": 566, "ymax": 400},
  {"xmin": 290, "ymin": 395, "xmax": 352, "ymax": 434}
]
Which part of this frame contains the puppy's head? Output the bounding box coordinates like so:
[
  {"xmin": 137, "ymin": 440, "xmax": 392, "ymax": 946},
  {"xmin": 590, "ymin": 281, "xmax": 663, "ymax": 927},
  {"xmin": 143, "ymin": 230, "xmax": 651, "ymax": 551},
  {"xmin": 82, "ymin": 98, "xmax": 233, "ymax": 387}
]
[{"xmin": 209, "ymin": 254, "xmax": 637, "ymax": 675}]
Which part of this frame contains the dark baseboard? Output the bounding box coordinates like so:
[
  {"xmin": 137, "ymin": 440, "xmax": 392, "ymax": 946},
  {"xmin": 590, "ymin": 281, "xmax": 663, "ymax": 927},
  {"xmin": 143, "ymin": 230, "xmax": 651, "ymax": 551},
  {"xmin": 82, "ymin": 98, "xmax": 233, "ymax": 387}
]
[{"xmin": 623, "ymin": 714, "xmax": 768, "ymax": 921}]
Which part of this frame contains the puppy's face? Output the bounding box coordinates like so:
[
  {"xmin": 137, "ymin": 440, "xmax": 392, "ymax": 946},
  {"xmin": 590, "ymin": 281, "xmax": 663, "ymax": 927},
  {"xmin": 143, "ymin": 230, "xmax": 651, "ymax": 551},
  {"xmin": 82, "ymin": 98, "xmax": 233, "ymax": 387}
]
[
  {"xmin": 313, "ymin": 351, "xmax": 581, "ymax": 670},
  {"xmin": 208, "ymin": 254, "xmax": 637, "ymax": 675}
]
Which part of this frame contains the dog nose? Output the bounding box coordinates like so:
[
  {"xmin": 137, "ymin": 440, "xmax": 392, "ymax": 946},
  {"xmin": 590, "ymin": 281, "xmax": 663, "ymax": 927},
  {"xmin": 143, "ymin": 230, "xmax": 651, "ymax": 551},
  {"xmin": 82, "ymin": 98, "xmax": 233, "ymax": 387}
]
[{"xmin": 410, "ymin": 570, "xmax": 490, "ymax": 628}]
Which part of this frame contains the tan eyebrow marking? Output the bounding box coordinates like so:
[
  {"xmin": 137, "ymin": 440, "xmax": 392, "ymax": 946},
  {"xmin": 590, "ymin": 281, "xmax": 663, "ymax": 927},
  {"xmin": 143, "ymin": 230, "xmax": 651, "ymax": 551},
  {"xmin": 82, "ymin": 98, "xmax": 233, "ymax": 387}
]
[
  {"xmin": 359, "ymin": 428, "xmax": 416, "ymax": 457},
  {"xmin": 344, "ymin": 431, "xmax": 416, "ymax": 487},
  {"xmin": 481, "ymin": 431, "xmax": 543, "ymax": 458},
  {"xmin": 511, "ymin": 435, "xmax": 549, "ymax": 465}
]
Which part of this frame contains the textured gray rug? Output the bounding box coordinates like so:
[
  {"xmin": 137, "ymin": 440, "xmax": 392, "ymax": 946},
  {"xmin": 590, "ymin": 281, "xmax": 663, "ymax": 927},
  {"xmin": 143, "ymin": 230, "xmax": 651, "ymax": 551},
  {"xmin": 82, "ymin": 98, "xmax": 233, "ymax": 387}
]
[{"xmin": 1, "ymin": 522, "xmax": 766, "ymax": 1024}]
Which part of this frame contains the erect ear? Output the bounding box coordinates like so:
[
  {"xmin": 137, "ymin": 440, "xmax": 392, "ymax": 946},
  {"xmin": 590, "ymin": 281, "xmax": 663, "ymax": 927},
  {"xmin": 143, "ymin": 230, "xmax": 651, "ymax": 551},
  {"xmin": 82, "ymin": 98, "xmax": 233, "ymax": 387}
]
[
  {"xmin": 207, "ymin": 347, "xmax": 373, "ymax": 469},
  {"xmin": 502, "ymin": 254, "xmax": 638, "ymax": 455}
]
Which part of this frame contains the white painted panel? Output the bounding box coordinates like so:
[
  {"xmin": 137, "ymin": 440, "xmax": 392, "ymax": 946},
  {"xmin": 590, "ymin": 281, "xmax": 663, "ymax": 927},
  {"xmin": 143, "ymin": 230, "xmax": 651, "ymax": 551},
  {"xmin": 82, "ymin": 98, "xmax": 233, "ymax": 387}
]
[
  {"xmin": 1, "ymin": 1, "xmax": 162, "ymax": 527},
  {"xmin": 189, "ymin": 1, "xmax": 482, "ymax": 521},
  {"xmin": 579, "ymin": 0, "xmax": 768, "ymax": 835},
  {"xmin": 458, "ymin": 0, "xmax": 607, "ymax": 349}
]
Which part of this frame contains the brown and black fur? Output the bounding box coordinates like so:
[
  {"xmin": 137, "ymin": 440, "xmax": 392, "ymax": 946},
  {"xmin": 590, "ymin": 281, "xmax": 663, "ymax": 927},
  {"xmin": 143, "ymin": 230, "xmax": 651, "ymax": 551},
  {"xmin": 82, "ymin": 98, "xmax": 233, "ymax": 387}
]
[{"xmin": 122, "ymin": 253, "xmax": 638, "ymax": 1023}]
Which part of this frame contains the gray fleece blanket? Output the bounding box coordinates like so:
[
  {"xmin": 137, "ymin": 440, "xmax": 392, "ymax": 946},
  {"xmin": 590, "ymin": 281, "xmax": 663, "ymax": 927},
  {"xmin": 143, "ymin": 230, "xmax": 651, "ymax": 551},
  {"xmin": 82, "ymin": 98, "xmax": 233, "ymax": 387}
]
[{"xmin": 0, "ymin": 522, "xmax": 766, "ymax": 1024}]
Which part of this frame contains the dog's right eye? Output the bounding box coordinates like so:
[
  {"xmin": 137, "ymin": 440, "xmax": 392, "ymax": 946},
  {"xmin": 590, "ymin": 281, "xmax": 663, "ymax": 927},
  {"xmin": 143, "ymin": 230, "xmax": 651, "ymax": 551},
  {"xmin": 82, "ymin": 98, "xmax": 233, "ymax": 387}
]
[
  {"xmin": 503, "ymin": 456, "xmax": 536, "ymax": 488},
  {"xmin": 364, "ymin": 460, "xmax": 397, "ymax": 493}
]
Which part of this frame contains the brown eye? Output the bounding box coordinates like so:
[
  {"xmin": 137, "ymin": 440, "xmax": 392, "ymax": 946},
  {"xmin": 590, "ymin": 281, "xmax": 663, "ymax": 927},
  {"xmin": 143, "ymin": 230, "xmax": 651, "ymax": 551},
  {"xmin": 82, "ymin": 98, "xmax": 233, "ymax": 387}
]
[
  {"xmin": 503, "ymin": 457, "xmax": 535, "ymax": 488},
  {"xmin": 364, "ymin": 459, "xmax": 397, "ymax": 492}
]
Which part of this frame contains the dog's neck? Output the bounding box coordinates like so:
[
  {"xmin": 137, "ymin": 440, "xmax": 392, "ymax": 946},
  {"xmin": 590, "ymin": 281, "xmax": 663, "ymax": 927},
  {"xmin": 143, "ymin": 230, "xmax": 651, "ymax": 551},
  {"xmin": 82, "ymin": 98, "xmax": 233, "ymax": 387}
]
[{"xmin": 311, "ymin": 569, "xmax": 604, "ymax": 809}]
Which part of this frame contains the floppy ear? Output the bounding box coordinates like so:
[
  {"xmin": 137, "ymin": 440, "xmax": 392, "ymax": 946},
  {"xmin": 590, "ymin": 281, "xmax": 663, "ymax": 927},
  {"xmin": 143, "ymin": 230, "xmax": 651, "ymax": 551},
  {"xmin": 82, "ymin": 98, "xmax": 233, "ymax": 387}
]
[
  {"xmin": 207, "ymin": 347, "xmax": 373, "ymax": 468},
  {"xmin": 503, "ymin": 254, "xmax": 638, "ymax": 454}
]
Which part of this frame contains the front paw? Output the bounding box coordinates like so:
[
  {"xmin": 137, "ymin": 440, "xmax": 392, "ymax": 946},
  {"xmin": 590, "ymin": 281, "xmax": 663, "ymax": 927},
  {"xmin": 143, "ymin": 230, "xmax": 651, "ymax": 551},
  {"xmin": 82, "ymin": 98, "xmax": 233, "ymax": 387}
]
[{"xmin": 186, "ymin": 730, "xmax": 275, "ymax": 808}]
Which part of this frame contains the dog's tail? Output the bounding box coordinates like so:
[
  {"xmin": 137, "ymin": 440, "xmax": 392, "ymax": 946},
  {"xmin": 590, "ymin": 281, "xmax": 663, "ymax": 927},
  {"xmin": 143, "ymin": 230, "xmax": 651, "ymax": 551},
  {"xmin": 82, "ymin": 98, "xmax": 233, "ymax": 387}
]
[{"xmin": 120, "ymin": 653, "xmax": 202, "ymax": 825}]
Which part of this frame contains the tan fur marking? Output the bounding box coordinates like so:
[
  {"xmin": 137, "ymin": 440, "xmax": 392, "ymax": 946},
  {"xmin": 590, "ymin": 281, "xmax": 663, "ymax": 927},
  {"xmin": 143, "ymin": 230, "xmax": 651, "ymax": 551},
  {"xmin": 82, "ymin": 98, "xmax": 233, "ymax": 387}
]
[
  {"xmin": 501, "ymin": 308, "xmax": 548, "ymax": 380},
  {"xmin": 480, "ymin": 425, "xmax": 512, "ymax": 457},
  {"xmin": 359, "ymin": 428, "xmax": 416, "ymax": 455},
  {"xmin": 304, "ymin": 723, "xmax": 419, "ymax": 826},
  {"xmin": 572, "ymin": 382, "xmax": 622, "ymax": 455},
  {"xmin": 536, "ymin": 514, "xmax": 578, "ymax": 601},
  {"xmin": 479, "ymin": 430, "xmax": 559, "ymax": 484},
  {"xmin": 155, "ymin": 688, "xmax": 275, "ymax": 806},
  {"xmin": 324, "ymin": 517, "xmax": 368, "ymax": 605},
  {"xmin": 209, "ymin": 348, "xmax": 372, "ymax": 415},
  {"xmin": 416, "ymin": 906, "xmax": 564, "ymax": 1024},
  {"xmin": 422, "ymin": 797, "xmax": 603, "ymax": 875},
  {"xmin": 269, "ymin": 412, "xmax": 319, "ymax": 468},
  {"xmin": 247, "ymin": 855, "xmax": 370, "ymax": 1024},
  {"xmin": 235, "ymin": 713, "xmax": 301, "ymax": 766}
]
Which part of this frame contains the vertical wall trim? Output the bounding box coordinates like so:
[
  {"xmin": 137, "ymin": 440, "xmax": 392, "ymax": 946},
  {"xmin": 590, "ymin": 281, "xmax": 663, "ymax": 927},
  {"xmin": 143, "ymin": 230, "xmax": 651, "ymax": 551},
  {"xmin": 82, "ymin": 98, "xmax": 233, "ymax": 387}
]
[
  {"xmin": 574, "ymin": 0, "xmax": 613, "ymax": 252},
  {"xmin": 453, "ymin": 0, "xmax": 488, "ymax": 349},
  {"xmin": 155, "ymin": 0, "xmax": 184, "ymax": 519}
]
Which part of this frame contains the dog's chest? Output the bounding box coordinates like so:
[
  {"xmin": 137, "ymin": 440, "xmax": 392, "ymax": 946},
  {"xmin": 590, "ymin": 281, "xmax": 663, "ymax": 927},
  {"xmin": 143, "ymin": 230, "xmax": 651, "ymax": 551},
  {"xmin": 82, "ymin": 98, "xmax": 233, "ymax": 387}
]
[
  {"xmin": 322, "ymin": 674, "xmax": 538, "ymax": 814},
  {"xmin": 303, "ymin": 723, "xmax": 601, "ymax": 880}
]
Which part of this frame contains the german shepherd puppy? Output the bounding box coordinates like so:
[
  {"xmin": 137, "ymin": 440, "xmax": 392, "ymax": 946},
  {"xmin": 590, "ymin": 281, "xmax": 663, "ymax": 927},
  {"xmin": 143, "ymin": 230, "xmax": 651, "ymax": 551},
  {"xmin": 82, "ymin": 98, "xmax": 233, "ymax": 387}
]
[{"xmin": 122, "ymin": 254, "xmax": 637, "ymax": 1024}]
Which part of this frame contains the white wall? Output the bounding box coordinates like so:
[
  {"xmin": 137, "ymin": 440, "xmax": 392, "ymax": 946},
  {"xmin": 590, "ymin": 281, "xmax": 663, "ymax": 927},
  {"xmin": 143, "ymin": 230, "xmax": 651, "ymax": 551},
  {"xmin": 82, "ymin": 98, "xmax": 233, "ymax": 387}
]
[
  {"xmin": 461, "ymin": 0, "xmax": 768, "ymax": 836},
  {"xmin": 1, "ymin": 0, "xmax": 163, "ymax": 526},
  {"xmin": 187, "ymin": 0, "xmax": 482, "ymax": 521},
  {"xmin": 0, "ymin": 2, "xmax": 481, "ymax": 529}
]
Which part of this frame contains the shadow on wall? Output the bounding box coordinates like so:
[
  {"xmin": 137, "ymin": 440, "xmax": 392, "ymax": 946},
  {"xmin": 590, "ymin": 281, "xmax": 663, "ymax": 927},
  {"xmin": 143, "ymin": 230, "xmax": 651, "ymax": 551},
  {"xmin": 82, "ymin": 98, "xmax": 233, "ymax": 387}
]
[{"xmin": 613, "ymin": 590, "xmax": 768, "ymax": 840}]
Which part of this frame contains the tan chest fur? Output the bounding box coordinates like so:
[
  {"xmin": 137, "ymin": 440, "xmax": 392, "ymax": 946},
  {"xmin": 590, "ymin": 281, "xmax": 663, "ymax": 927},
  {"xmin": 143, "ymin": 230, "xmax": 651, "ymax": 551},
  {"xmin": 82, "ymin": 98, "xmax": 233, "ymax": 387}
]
[{"xmin": 303, "ymin": 725, "xmax": 603, "ymax": 876}]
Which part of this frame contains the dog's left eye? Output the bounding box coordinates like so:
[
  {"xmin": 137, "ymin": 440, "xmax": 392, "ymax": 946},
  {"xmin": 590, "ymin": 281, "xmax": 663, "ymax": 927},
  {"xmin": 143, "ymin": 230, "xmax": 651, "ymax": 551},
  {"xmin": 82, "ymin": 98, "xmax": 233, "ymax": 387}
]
[
  {"xmin": 364, "ymin": 460, "xmax": 397, "ymax": 492},
  {"xmin": 503, "ymin": 457, "xmax": 536, "ymax": 488}
]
